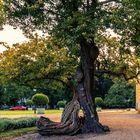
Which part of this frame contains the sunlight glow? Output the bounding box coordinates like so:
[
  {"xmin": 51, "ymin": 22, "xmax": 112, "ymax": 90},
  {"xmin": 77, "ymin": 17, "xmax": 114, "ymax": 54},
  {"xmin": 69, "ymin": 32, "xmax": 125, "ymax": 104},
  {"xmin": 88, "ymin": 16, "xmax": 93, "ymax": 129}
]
[{"xmin": 0, "ymin": 25, "xmax": 28, "ymax": 52}]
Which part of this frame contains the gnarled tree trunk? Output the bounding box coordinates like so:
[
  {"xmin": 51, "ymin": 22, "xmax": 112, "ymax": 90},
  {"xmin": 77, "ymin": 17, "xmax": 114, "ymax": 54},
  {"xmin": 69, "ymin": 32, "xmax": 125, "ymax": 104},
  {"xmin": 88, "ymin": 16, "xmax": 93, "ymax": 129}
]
[
  {"xmin": 75, "ymin": 38, "xmax": 106, "ymax": 133},
  {"xmin": 37, "ymin": 38, "xmax": 109, "ymax": 135}
]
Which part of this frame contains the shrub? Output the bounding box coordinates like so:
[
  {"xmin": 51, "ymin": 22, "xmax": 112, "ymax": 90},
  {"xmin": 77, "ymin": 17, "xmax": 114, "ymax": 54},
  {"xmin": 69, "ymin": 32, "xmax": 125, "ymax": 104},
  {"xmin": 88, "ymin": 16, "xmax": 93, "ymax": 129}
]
[
  {"xmin": 57, "ymin": 101, "xmax": 66, "ymax": 108},
  {"xmin": 95, "ymin": 97, "xmax": 104, "ymax": 107},
  {"xmin": 0, "ymin": 117, "xmax": 38, "ymax": 132},
  {"xmin": 32, "ymin": 93, "xmax": 49, "ymax": 107},
  {"xmin": 26, "ymin": 100, "xmax": 34, "ymax": 107}
]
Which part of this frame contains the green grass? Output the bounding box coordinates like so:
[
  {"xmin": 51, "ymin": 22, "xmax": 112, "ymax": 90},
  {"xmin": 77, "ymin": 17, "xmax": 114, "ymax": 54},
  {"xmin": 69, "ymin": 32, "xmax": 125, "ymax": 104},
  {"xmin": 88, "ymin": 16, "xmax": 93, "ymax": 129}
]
[
  {"xmin": 0, "ymin": 110, "xmax": 62, "ymax": 115},
  {"xmin": 0, "ymin": 127, "xmax": 36, "ymax": 140}
]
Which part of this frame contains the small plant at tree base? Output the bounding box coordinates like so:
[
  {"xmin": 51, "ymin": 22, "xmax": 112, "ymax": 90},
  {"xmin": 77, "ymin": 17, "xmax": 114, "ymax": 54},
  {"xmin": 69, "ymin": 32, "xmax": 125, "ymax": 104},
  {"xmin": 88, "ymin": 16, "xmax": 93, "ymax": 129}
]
[
  {"xmin": 95, "ymin": 97, "xmax": 104, "ymax": 107},
  {"xmin": 57, "ymin": 101, "xmax": 66, "ymax": 108},
  {"xmin": 26, "ymin": 100, "xmax": 34, "ymax": 107},
  {"xmin": 32, "ymin": 93, "xmax": 49, "ymax": 107}
]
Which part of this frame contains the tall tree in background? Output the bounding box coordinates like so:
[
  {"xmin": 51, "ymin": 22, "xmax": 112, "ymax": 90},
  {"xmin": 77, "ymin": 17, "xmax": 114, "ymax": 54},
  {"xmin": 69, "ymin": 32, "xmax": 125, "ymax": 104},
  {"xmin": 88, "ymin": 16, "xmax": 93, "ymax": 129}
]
[
  {"xmin": 0, "ymin": 37, "xmax": 76, "ymax": 108},
  {"xmin": 1, "ymin": 0, "xmax": 140, "ymax": 135}
]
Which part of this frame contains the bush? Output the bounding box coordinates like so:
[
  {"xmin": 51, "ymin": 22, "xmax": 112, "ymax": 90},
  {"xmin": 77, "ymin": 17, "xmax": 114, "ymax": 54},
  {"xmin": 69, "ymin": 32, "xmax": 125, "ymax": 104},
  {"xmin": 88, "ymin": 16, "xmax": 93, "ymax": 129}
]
[
  {"xmin": 26, "ymin": 100, "xmax": 34, "ymax": 107},
  {"xmin": 57, "ymin": 101, "xmax": 66, "ymax": 108},
  {"xmin": 104, "ymin": 80, "xmax": 135, "ymax": 108},
  {"xmin": 32, "ymin": 93, "xmax": 49, "ymax": 107},
  {"xmin": 0, "ymin": 117, "xmax": 38, "ymax": 132},
  {"xmin": 95, "ymin": 97, "xmax": 104, "ymax": 107}
]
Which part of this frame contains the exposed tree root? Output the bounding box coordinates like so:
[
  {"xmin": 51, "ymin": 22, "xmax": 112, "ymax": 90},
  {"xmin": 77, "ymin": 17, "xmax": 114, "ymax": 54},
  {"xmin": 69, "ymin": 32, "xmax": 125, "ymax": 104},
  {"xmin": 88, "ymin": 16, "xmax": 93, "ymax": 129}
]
[
  {"xmin": 36, "ymin": 99, "xmax": 109, "ymax": 136},
  {"xmin": 36, "ymin": 99, "xmax": 83, "ymax": 136}
]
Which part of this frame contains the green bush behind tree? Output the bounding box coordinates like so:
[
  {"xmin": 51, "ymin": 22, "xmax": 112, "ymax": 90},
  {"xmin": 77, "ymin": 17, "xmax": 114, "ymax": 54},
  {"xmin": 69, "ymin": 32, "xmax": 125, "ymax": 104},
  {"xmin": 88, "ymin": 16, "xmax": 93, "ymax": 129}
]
[
  {"xmin": 57, "ymin": 101, "xmax": 66, "ymax": 108},
  {"xmin": 26, "ymin": 100, "xmax": 34, "ymax": 107},
  {"xmin": 95, "ymin": 97, "xmax": 104, "ymax": 107},
  {"xmin": 32, "ymin": 93, "xmax": 49, "ymax": 107}
]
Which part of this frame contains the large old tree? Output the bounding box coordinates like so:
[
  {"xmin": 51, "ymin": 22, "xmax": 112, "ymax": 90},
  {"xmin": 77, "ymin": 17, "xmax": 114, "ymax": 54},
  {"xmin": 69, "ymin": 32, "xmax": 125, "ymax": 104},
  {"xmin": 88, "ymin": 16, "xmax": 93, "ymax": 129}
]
[{"xmin": 1, "ymin": 0, "xmax": 140, "ymax": 135}]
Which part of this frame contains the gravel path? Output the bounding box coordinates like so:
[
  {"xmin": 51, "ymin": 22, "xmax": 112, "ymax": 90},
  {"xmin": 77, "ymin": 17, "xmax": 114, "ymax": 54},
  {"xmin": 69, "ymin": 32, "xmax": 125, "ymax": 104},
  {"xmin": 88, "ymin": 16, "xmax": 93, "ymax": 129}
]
[{"xmin": 12, "ymin": 111, "xmax": 140, "ymax": 140}]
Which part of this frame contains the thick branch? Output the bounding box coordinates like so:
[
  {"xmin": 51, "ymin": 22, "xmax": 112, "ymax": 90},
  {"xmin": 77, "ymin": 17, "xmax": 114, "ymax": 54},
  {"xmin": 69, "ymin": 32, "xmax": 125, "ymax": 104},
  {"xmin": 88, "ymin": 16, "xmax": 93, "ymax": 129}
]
[
  {"xmin": 0, "ymin": 42, "xmax": 9, "ymax": 48},
  {"xmin": 96, "ymin": 69, "xmax": 140, "ymax": 81},
  {"xmin": 99, "ymin": 0, "xmax": 121, "ymax": 5}
]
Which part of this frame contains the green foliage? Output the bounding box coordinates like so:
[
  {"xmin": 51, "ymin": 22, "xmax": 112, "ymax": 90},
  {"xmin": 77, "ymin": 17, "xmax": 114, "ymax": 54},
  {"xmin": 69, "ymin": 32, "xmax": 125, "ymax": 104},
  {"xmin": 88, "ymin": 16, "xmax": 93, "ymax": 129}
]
[
  {"xmin": 0, "ymin": 83, "xmax": 33, "ymax": 106},
  {"xmin": 96, "ymin": 31, "xmax": 140, "ymax": 80},
  {"xmin": 0, "ymin": 37, "xmax": 77, "ymax": 107},
  {"xmin": 0, "ymin": 0, "xmax": 6, "ymax": 28},
  {"xmin": 0, "ymin": 117, "xmax": 37, "ymax": 132},
  {"xmin": 0, "ymin": 37, "xmax": 77, "ymax": 90},
  {"xmin": 0, "ymin": 0, "xmax": 140, "ymax": 111},
  {"xmin": 32, "ymin": 93, "xmax": 49, "ymax": 106},
  {"xmin": 104, "ymin": 80, "xmax": 135, "ymax": 108},
  {"xmin": 57, "ymin": 101, "xmax": 66, "ymax": 108},
  {"xmin": 95, "ymin": 97, "xmax": 104, "ymax": 107},
  {"xmin": 1, "ymin": 0, "xmax": 139, "ymax": 83},
  {"xmin": 26, "ymin": 100, "xmax": 34, "ymax": 107},
  {"xmin": 95, "ymin": 77, "xmax": 113, "ymax": 98}
]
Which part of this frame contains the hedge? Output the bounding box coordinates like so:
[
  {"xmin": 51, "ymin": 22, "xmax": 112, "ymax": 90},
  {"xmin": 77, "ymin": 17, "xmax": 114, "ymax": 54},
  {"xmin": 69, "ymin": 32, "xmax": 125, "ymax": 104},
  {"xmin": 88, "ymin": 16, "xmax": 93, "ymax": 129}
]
[{"xmin": 0, "ymin": 117, "xmax": 38, "ymax": 132}]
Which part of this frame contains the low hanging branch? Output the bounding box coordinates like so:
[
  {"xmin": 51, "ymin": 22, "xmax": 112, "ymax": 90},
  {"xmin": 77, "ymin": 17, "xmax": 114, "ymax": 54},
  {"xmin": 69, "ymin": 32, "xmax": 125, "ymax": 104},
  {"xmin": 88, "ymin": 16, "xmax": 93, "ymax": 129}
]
[
  {"xmin": 0, "ymin": 42, "xmax": 9, "ymax": 49},
  {"xmin": 96, "ymin": 69, "xmax": 140, "ymax": 81},
  {"xmin": 99, "ymin": 0, "xmax": 121, "ymax": 5}
]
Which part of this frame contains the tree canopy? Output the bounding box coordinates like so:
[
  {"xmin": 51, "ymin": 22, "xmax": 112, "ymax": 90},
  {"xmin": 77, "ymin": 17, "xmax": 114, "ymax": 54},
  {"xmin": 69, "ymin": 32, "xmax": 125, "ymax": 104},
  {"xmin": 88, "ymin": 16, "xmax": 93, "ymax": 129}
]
[
  {"xmin": 2, "ymin": 0, "xmax": 140, "ymax": 80},
  {"xmin": 0, "ymin": 36, "xmax": 77, "ymax": 85}
]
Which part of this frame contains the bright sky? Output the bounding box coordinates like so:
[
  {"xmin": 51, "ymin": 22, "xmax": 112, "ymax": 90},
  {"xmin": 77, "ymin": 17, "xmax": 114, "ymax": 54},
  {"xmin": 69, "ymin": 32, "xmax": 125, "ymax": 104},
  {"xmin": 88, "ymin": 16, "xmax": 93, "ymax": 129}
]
[{"xmin": 0, "ymin": 25, "xmax": 28, "ymax": 52}]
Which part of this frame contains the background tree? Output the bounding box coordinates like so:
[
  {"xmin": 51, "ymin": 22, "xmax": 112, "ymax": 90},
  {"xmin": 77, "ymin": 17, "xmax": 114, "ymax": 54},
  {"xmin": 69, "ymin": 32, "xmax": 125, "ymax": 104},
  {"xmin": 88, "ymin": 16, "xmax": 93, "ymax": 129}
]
[
  {"xmin": 94, "ymin": 77, "xmax": 113, "ymax": 99},
  {"xmin": 0, "ymin": 37, "xmax": 76, "ymax": 108},
  {"xmin": 0, "ymin": 82, "xmax": 33, "ymax": 107},
  {"xmin": 104, "ymin": 80, "xmax": 135, "ymax": 108}
]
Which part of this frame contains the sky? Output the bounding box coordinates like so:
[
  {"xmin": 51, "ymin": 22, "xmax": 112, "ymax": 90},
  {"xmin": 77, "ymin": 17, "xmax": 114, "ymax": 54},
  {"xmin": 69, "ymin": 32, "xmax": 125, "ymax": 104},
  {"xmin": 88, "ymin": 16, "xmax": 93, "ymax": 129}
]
[{"xmin": 0, "ymin": 25, "xmax": 28, "ymax": 52}]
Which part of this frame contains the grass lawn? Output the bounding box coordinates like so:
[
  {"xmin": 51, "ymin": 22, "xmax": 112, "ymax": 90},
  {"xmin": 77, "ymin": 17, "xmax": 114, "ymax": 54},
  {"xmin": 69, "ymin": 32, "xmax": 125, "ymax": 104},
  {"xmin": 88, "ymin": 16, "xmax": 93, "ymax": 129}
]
[
  {"xmin": 0, "ymin": 110, "xmax": 62, "ymax": 115},
  {"xmin": 0, "ymin": 127, "xmax": 36, "ymax": 140}
]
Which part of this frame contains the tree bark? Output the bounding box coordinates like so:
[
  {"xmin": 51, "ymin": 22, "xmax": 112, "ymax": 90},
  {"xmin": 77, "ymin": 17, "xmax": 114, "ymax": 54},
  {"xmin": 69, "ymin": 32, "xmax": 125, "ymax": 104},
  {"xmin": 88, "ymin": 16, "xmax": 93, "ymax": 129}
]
[
  {"xmin": 37, "ymin": 99, "xmax": 82, "ymax": 136},
  {"xmin": 75, "ymin": 38, "xmax": 106, "ymax": 133}
]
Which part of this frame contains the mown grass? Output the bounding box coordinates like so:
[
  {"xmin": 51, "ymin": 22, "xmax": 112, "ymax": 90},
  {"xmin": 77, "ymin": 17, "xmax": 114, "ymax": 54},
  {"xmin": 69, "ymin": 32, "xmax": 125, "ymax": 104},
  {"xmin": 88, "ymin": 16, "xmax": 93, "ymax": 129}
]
[
  {"xmin": 0, "ymin": 110, "xmax": 62, "ymax": 115},
  {"xmin": 0, "ymin": 127, "xmax": 36, "ymax": 140}
]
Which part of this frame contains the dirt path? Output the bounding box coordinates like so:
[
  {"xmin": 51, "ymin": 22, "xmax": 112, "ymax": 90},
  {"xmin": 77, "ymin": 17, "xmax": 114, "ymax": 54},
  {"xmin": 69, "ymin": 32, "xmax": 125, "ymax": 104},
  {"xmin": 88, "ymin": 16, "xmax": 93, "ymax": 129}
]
[{"xmin": 12, "ymin": 112, "xmax": 140, "ymax": 140}]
